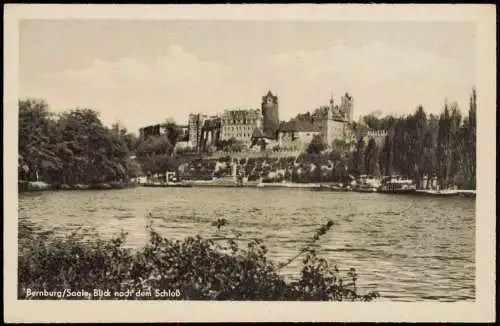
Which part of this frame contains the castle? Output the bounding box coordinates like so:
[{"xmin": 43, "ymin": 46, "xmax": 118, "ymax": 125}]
[
  {"xmin": 220, "ymin": 108, "xmax": 262, "ymax": 145},
  {"xmin": 321, "ymin": 92, "xmax": 355, "ymax": 148},
  {"xmin": 140, "ymin": 90, "xmax": 357, "ymax": 152}
]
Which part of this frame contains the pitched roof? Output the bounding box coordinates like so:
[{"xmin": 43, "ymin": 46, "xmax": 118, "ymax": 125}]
[
  {"xmin": 279, "ymin": 119, "xmax": 322, "ymax": 132},
  {"xmin": 252, "ymin": 127, "xmax": 265, "ymax": 138}
]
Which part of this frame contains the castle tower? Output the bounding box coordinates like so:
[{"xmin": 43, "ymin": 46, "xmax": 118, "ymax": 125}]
[
  {"xmin": 327, "ymin": 97, "xmax": 334, "ymax": 120},
  {"xmin": 322, "ymin": 105, "xmax": 333, "ymax": 146},
  {"xmin": 329, "ymin": 95, "xmax": 341, "ymax": 118},
  {"xmin": 340, "ymin": 93, "xmax": 354, "ymax": 121},
  {"xmin": 322, "ymin": 97, "xmax": 349, "ymax": 148},
  {"xmin": 261, "ymin": 90, "xmax": 279, "ymax": 139}
]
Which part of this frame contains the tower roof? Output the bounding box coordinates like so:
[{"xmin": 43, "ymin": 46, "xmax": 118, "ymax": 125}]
[
  {"xmin": 262, "ymin": 90, "xmax": 278, "ymax": 102},
  {"xmin": 279, "ymin": 119, "xmax": 321, "ymax": 133}
]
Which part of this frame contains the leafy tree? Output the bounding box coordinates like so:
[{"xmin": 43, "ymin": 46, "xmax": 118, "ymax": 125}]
[
  {"xmin": 364, "ymin": 138, "xmax": 379, "ymax": 176},
  {"xmin": 351, "ymin": 137, "xmax": 366, "ymax": 175},
  {"xmin": 379, "ymin": 134, "xmax": 392, "ymax": 176},
  {"xmin": 216, "ymin": 137, "xmax": 245, "ymax": 152},
  {"xmin": 406, "ymin": 106, "xmax": 429, "ymax": 187},
  {"xmin": 363, "ymin": 114, "xmax": 382, "ymax": 130},
  {"xmin": 306, "ymin": 135, "xmax": 326, "ymax": 155},
  {"xmin": 18, "ymin": 100, "xmax": 136, "ymax": 185},
  {"xmin": 229, "ymin": 138, "xmax": 245, "ymax": 153},
  {"xmin": 435, "ymin": 101, "xmax": 462, "ymax": 188},
  {"xmin": 163, "ymin": 119, "xmax": 184, "ymax": 148},
  {"xmin": 457, "ymin": 88, "xmax": 476, "ymax": 188},
  {"xmin": 18, "ymin": 99, "xmax": 60, "ymax": 181}
]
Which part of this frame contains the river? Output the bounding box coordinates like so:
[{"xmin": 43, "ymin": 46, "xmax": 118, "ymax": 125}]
[{"xmin": 18, "ymin": 187, "xmax": 475, "ymax": 302}]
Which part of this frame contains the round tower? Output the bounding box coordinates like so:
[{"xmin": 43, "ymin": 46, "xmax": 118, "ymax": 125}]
[{"xmin": 261, "ymin": 90, "xmax": 279, "ymax": 139}]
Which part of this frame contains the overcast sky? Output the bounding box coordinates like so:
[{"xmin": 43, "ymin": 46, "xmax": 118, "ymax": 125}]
[{"xmin": 19, "ymin": 20, "xmax": 476, "ymax": 134}]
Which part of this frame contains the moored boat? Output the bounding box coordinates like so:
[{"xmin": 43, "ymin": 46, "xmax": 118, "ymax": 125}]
[
  {"xmin": 315, "ymin": 183, "xmax": 349, "ymax": 192},
  {"xmin": 140, "ymin": 171, "xmax": 193, "ymax": 187},
  {"xmin": 354, "ymin": 175, "xmax": 381, "ymax": 193},
  {"xmin": 378, "ymin": 175, "xmax": 416, "ymax": 194},
  {"xmin": 414, "ymin": 189, "xmax": 460, "ymax": 197}
]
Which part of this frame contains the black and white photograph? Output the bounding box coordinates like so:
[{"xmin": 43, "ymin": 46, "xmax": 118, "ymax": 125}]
[{"xmin": 4, "ymin": 4, "xmax": 496, "ymax": 323}]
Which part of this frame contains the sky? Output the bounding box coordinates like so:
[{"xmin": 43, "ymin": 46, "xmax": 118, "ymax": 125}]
[{"xmin": 19, "ymin": 20, "xmax": 477, "ymax": 134}]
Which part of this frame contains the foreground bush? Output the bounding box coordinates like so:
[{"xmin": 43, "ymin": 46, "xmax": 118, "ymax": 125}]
[{"xmin": 18, "ymin": 220, "xmax": 379, "ymax": 301}]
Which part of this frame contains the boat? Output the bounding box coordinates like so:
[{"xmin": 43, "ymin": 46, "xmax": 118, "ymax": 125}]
[
  {"xmin": 378, "ymin": 175, "xmax": 416, "ymax": 194},
  {"xmin": 315, "ymin": 183, "xmax": 350, "ymax": 192},
  {"xmin": 141, "ymin": 171, "xmax": 193, "ymax": 188},
  {"xmin": 187, "ymin": 177, "xmax": 239, "ymax": 187},
  {"xmin": 354, "ymin": 175, "xmax": 381, "ymax": 192},
  {"xmin": 414, "ymin": 189, "xmax": 460, "ymax": 197}
]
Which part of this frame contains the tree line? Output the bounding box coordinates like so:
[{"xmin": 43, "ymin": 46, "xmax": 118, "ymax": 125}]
[
  {"xmin": 19, "ymin": 87, "xmax": 477, "ymax": 189},
  {"xmin": 18, "ymin": 99, "xmax": 141, "ymax": 185},
  {"xmin": 305, "ymin": 88, "xmax": 477, "ymax": 189},
  {"xmin": 18, "ymin": 98, "xmax": 201, "ymax": 184}
]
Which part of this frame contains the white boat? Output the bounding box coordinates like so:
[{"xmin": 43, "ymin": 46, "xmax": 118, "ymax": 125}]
[
  {"xmin": 378, "ymin": 175, "xmax": 416, "ymax": 194},
  {"xmin": 415, "ymin": 189, "xmax": 460, "ymax": 197},
  {"xmin": 315, "ymin": 183, "xmax": 349, "ymax": 192},
  {"xmin": 355, "ymin": 175, "xmax": 381, "ymax": 192}
]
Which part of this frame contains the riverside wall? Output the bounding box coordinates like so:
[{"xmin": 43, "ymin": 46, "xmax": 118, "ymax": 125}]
[{"xmin": 205, "ymin": 149, "xmax": 301, "ymax": 160}]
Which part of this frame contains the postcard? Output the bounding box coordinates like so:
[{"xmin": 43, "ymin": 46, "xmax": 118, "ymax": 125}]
[{"xmin": 4, "ymin": 3, "xmax": 496, "ymax": 323}]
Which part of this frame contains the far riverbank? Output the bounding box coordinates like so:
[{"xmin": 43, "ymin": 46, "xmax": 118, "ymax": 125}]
[
  {"xmin": 18, "ymin": 180, "xmax": 476, "ymax": 199},
  {"xmin": 18, "ymin": 181, "xmax": 139, "ymax": 193}
]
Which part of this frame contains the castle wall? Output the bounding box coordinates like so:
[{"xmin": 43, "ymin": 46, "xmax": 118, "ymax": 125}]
[
  {"xmin": 279, "ymin": 130, "xmax": 320, "ymax": 149},
  {"xmin": 322, "ymin": 119, "xmax": 347, "ymax": 147},
  {"xmin": 366, "ymin": 130, "xmax": 388, "ymax": 147}
]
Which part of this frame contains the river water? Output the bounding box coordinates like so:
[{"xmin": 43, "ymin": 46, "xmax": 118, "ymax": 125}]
[{"xmin": 18, "ymin": 187, "xmax": 475, "ymax": 301}]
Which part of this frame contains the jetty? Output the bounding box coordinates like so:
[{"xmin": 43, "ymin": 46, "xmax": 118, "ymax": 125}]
[
  {"xmin": 256, "ymin": 182, "xmax": 321, "ymax": 189},
  {"xmin": 141, "ymin": 182, "xmax": 192, "ymax": 188}
]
